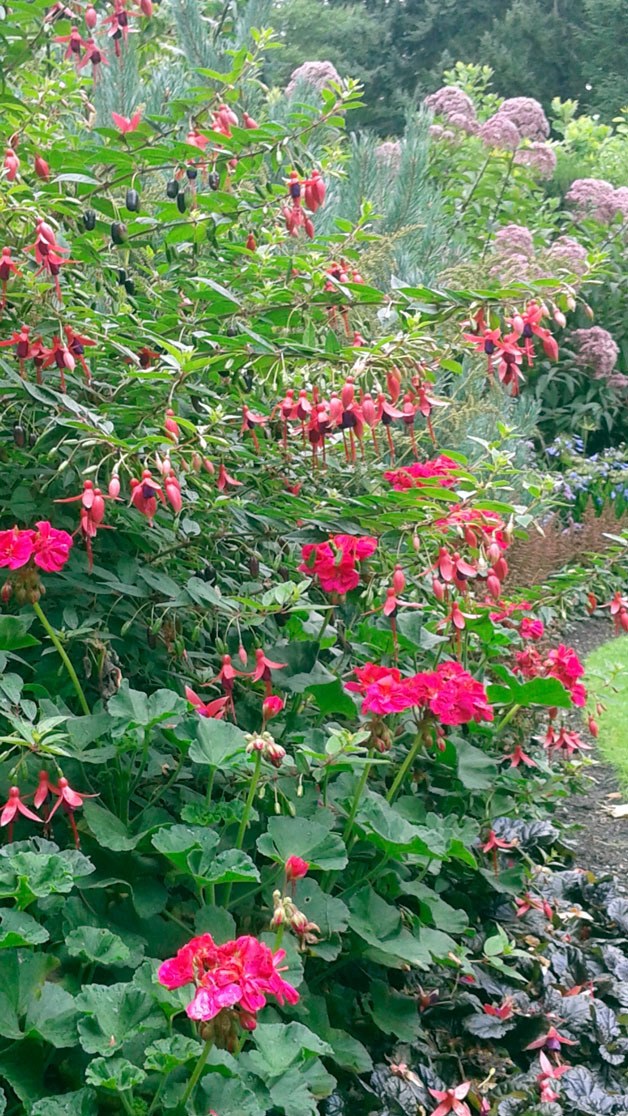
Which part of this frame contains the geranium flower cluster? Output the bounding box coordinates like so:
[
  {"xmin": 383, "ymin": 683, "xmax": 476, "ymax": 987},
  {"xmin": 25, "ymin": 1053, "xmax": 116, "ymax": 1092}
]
[
  {"xmin": 346, "ymin": 661, "xmax": 494, "ymax": 725},
  {"xmin": 514, "ymin": 643, "xmax": 587, "ymax": 706},
  {"xmin": 0, "ymin": 521, "xmax": 72, "ymax": 575},
  {"xmin": 463, "ymin": 302, "xmax": 559, "ymax": 395},
  {"xmin": 384, "ymin": 454, "xmax": 459, "ymax": 491},
  {"xmin": 299, "ymin": 534, "xmax": 377, "ymax": 594},
  {"xmin": 157, "ymin": 932, "xmax": 299, "ymax": 1028}
]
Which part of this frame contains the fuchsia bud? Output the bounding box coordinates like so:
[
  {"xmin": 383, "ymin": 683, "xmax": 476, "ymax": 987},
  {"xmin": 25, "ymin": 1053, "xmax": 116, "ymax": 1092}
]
[
  {"xmin": 139, "ymin": 0, "xmax": 152, "ymax": 15},
  {"xmin": 542, "ymin": 334, "xmax": 559, "ymax": 360},
  {"xmin": 587, "ymin": 715, "xmax": 599, "ymax": 738},
  {"xmin": 34, "ymin": 155, "xmax": 50, "ymax": 181},
  {"xmin": 4, "ymin": 149, "xmax": 19, "ymax": 181},
  {"xmin": 165, "ymin": 475, "xmax": 182, "ymax": 513},
  {"xmin": 432, "ymin": 577, "xmax": 446, "ymax": 602},
  {"xmin": 164, "ymin": 409, "xmax": 180, "ymax": 441},
  {"xmin": 85, "ymin": 4, "xmax": 97, "ymax": 27},
  {"xmin": 553, "ymin": 309, "xmax": 566, "ymax": 328},
  {"xmin": 108, "ymin": 474, "xmax": 121, "ymax": 498},
  {"xmin": 242, "ymin": 112, "xmax": 258, "ymax": 129},
  {"xmin": 392, "ymin": 565, "xmax": 405, "ymax": 594},
  {"xmin": 245, "ymin": 233, "xmax": 256, "ymax": 251},
  {"xmin": 487, "ymin": 574, "xmax": 501, "ymax": 599},
  {"xmin": 304, "ymin": 217, "xmax": 314, "ymax": 239}
]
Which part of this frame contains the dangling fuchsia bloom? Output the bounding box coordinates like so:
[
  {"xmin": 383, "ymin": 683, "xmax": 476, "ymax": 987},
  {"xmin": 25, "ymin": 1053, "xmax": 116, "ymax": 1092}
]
[
  {"xmin": 526, "ymin": 1024, "xmax": 577, "ymax": 1054},
  {"xmin": 0, "ymin": 324, "xmax": 33, "ymax": 377},
  {"xmin": 428, "ymin": 1082, "xmax": 471, "ymax": 1116},
  {"xmin": 3, "ymin": 148, "xmax": 19, "ymax": 181},
  {"xmin": 77, "ymin": 38, "xmax": 108, "ymax": 76},
  {"xmin": 184, "ymin": 686, "xmax": 229, "ymax": 719},
  {"xmin": 111, "ymin": 109, "xmax": 142, "ymax": 134},
  {"xmin": 509, "ymin": 301, "xmax": 559, "ymax": 366},
  {"xmin": 54, "ymin": 24, "xmax": 87, "ymax": 63},
  {"xmin": 299, "ymin": 534, "xmax": 377, "ymax": 595},
  {"xmin": 0, "ymin": 247, "xmax": 20, "ymax": 311},
  {"xmin": 64, "ymin": 325, "xmax": 96, "ymax": 383},
  {"xmin": 536, "ymin": 1051, "xmax": 570, "ymax": 1103},
  {"xmin": 55, "ymin": 479, "xmax": 109, "ymax": 570},
  {"xmin": 251, "ymin": 648, "xmax": 287, "ymax": 695},
  {"xmin": 26, "ymin": 219, "xmax": 71, "ymax": 300},
  {"xmin": 158, "ymin": 932, "xmax": 299, "ymax": 1028},
  {"xmin": 130, "ymin": 469, "xmax": 165, "ymax": 525},
  {"xmin": 1, "ymin": 786, "xmax": 41, "ymax": 839}
]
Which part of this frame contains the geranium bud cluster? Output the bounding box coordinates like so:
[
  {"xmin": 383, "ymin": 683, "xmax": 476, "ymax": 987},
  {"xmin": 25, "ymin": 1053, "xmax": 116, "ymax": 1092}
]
[
  {"xmin": 270, "ymin": 889, "xmax": 320, "ymax": 946},
  {"xmin": 245, "ymin": 731, "xmax": 286, "ymax": 767}
]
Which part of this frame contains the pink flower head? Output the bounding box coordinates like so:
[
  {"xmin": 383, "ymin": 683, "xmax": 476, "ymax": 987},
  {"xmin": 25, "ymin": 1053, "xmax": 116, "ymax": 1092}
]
[
  {"xmin": 495, "ymin": 97, "xmax": 549, "ymax": 140},
  {"xmin": 566, "ymin": 178, "xmax": 617, "ymax": 223},
  {"xmin": 384, "ymin": 455, "xmax": 458, "ymax": 491},
  {"xmin": 571, "ymin": 326, "xmax": 619, "ymax": 380},
  {"xmin": 514, "ymin": 142, "xmax": 556, "ymax": 179},
  {"xmin": 111, "ymin": 109, "xmax": 142, "ymax": 134},
  {"xmin": 299, "ymin": 534, "xmax": 377, "ymax": 595},
  {"xmin": 479, "ymin": 114, "xmax": 521, "ymax": 151},
  {"xmin": 184, "ymin": 686, "xmax": 229, "ymax": 719},
  {"xmin": 345, "ymin": 663, "xmax": 403, "ymax": 694},
  {"xmin": 429, "ymin": 661, "xmax": 493, "ymax": 725},
  {"xmin": 32, "ymin": 521, "xmax": 73, "ymax": 572},
  {"xmin": 0, "ymin": 526, "xmax": 35, "ymax": 569},
  {"xmin": 544, "ymin": 643, "xmax": 586, "ymax": 704},
  {"xmin": 158, "ymin": 932, "xmax": 299, "ymax": 1027},
  {"xmin": 428, "ymin": 1081, "xmax": 471, "ymax": 1116},
  {"xmin": 0, "ymin": 786, "xmax": 41, "ymax": 827},
  {"xmin": 520, "ymin": 617, "xmax": 544, "ymax": 640},
  {"xmin": 285, "ymin": 855, "xmax": 309, "ymax": 881}
]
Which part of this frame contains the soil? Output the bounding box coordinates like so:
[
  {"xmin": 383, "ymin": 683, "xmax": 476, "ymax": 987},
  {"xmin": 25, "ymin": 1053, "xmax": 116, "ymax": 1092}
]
[{"xmin": 556, "ymin": 618, "xmax": 628, "ymax": 885}]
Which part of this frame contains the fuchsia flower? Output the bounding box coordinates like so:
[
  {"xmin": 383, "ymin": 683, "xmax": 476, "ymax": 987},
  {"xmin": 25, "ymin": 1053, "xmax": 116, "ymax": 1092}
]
[
  {"xmin": 184, "ymin": 686, "xmax": 229, "ymax": 719},
  {"xmin": 0, "ymin": 786, "xmax": 41, "ymax": 828},
  {"xmin": 428, "ymin": 1082, "xmax": 471, "ymax": 1116},
  {"xmin": 525, "ymin": 1025, "xmax": 577, "ymax": 1053},
  {"xmin": 537, "ymin": 1050, "xmax": 570, "ymax": 1103},
  {"xmin": 251, "ymin": 648, "xmax": 287, "ymax": 694},
  {"xmin": 111, "ymin": 109, "xmax": 142, "ymax": 134},
  {"xmin": 502, "ymin": 744, "xmax": 537, "ymax": 769},
  {"xmin": 158, "ymin": 932, "xmax": 299, "ymax": 1027},
  {"xmin": 481, "ymin": 830, "xmax": 517, "ymax": 854}
]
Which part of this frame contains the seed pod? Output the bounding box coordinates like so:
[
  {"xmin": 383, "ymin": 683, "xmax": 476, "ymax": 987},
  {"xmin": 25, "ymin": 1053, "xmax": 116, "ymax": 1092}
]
[
  {"xmin": 83, "ymin": 209, "xmax": 96, "ymax": 230},
  {"xmin": 176, "ymin": 192, "xmax": 187, "ymax": 213},
  {"xmin": 208, "ymin": 171, "xmax": 219, "ymax": 191},
  {"xmin": 248, "ymin": 555, "xmax": 260, "ymax": 577},
  {"xmin": 117, "ymin": 268, "xmax": 127, "ymax": 285},
  {"xmin": 111, "ymin": 221, "xmax": 127, "ymax": 245},
  {"xmin": 124, "ymin": 278, "xmax": 136, "ymax": 295},
  {"xmin": 13, "ymin": 424, "xmax": 25, "ymax": 447},
  {"xmin": 28, "ymin": 432, "xmax": 37, "ymax": 447},
  {"xmin": 147, "ymin": 629, "xmax": 158, "ymax": 649},
  {"xmin": 125, "ymin": 188, "xmax": 140, "ymax": 212},
  {"xmin": 186, "ymin": 166, "xmax": 198, "ymax": 181},
  {"xmin": 166, "ymin": 179, "xmax": 179, "ymax": 198}
]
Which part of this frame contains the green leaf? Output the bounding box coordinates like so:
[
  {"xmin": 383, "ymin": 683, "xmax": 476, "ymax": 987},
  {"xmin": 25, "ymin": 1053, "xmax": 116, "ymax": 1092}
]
[
  {"xmin": 144, "ymin": 1035, "xmax": 203, "ymax": 1074},
  {"xmin": 76, "ymin": 983, "xmax": 164, "ymax": 1056},
  {"xmin": 247, "ymin": 1022, "xmax": 333, "ymax": 1079},
  {"xmin": 399, "ymin": 881, "xmax": 469, "ymax": 934},
  {"xmin": 348, "ymin": 886, "xmax": 429, "ymax": 968},
  {"xmin": 0, "ymin": 615, "xmax": 40, "ymax": 651},
  {"xmin": 30, "ymin": 1088, "xmax": 97, "ymax": 1116},
  {"xmin": 194, "ymin": 904, "xmax": 237, "ymax": 943},
  {"xmin": 24, "ymin": 983, "xmax": 78, "ymax": 1048},
  {"xmin": 189, "ymin": 718, "xmax": 248, "ymax": 767},
  {"xmin": 152, "ymin": 824, "xmax": 219, "ymax": 870},
  {"xmin": 356, "ymin": 790, "xmax": 446, "ymax": 857},
  {"xmin": 192, "ymin": 848, "xmax": 259, "ymax": 886},
  {"xmin": 306, "ymin": 679, "xmax": 357, "ymax": 717},
  {"xmin": 456, "ymin": 739, "xmax": 498, "ymax": 790},
  {"xmin": 257, "ymin": 816, "xmax": 347, "ymax": 871},
  {"xmin": 66, "ymin": 926, "xmax": 131, "ymax": 966},
  {"xmin": 0, "ymin": 909, "xmax": 49, "ymax": 949},
  {"xmin": 199, "ymin": 1074, "xmax": 260, "ymax": 1115},
  {"xmin": 370, "ymin": 979, "xmax": 422, "ymax": 1040},
  {"xmin": 82, "ymin": 802, "xmax": 137, "ymax": 852},
  {"xmin": 0, "ymin": 851, "xmax": 77, "ymax": 908},
  {"xmin": 85, "ymin": 1056, "xmax": 146, "ymax": 1091},
  {"xmin": 293, "ymin": 878, "xmax": 349, "ymax": 938}
]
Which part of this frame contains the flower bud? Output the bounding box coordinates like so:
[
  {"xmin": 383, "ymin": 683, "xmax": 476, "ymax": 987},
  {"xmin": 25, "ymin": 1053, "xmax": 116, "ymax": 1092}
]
[
  {"xmin": 34, "ymin": 155, "xmax": 50, "ymax": 181},
  {"xmin": 285, "ymin": 855, "xmax": 309, "ymax": 881},
  {"xmin": 263, "ymin": 695, "xmax": 285, "ymax": 723},
  {"xmin": 392, "ymin": 564, "xmax": 405, "ymax": 594},
  {"xmin": 108, "ymin": 474, "xmax": 121, "ymax": 499},
  {"xmin": 587, "ymin": 716, "xmax": 599, "ymax": 738},
  {"xmin": 85, "ymin": 5, "xmax": 97, "ymax": 27},
  {"xmin": 432, "ymin": 577, "xmax": 445, "ymax": 602}
]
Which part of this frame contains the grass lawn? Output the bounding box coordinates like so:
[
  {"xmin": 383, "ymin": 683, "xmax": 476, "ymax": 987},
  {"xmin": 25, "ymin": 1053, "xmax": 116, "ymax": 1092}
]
[{"xmin": 585, "ymin": 635, "xmax": 628, "ymax": 789}]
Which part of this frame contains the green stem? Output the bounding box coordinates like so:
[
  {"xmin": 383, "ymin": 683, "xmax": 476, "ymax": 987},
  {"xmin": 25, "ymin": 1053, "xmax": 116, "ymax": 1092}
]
[
  {"xmin": 180, "ymin": 1038, "xmax": 213, "ymax": 1109},
  {"xmin": 452, "ymin": 153, "xmax": 491, "ymax": 228},
  {"xmin": 32, "ymin": 600, "xmax": 90, "ymax": 715},
  {"xmin": 223, "ymin": 753, "xmax": 261, "ymax": 906},
  {"xmin": 205, "ymin": 767, "xmax": 216, "ymax": 806},
  {"xmin": 119, "ymin": 1094, "xmax": 135, "ymax": 1115},
  {"xmin": 343, "ymin": 753, "xmax": 373, "ymax": 847},
  {"xmin": 481, "ymin": 150, "xmax": 517, "ymax": 261},
  {"xmin": 147, "ymin": 1076, "xmax": 167, "ymax": 1116},
  {"xmin": 386, "ymin": 732, "xmax": 423, "ymax": 803},
  {"xmin": 492, "ymin": 703, "xmax": 521, "ymax": 736}
]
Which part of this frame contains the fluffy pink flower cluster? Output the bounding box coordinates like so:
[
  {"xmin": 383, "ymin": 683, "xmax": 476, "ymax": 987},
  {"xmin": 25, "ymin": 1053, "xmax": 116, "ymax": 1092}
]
[
  {"xmin": 514, "ymin": 142, "xmax": 557, "ymax": 180},
  {"xmin": 565, "ymin": 178, "xmax": 627, "ymax": 224},
  {"xmin": 299, "ymin": 534, "xmax": 377, "ymax": 594},
  {"xmin": 514, "ymin": 643, "xmax": 587, "ymax": 706},
  {"xmin": 547, "ymin": 235, "xmax": 589, "ymax": 276},
  {"xmin": 424, "ymin": 86, "xmax": 477, "ymax": 133},
  {"xmin": 479, "ymin": 114, "xmax": 521, "ymax": 152},
  {"xmin": 346, "ymin": 661, "xmax": 494, "ymax": 725},
  {"xmin": 0, "ymin": 521, "xmax": 73, "ymax": 573},
  {"xmin": 495, "ymin": 97, "xmax": 549, "ymax": 140},
  {"xmin": 383, "ymin": 455, "xmax": 459, "ymax": 491},
  {"xmin": 158, "ymin": 932, "xmax": 299, "ymax": 1028},
  {"xmin": 494, "ymin": 224, "xmax": 535, "ymax": 259},
  {"xmin": 375, "ymin": 141, "xmax": 402, "ymax": 171},
  {"xmin": 286, "ymin": 60, "xmax": 341, "ymax": 97},
  {"xmin": 571, "ymin": 326, "xmax": 619, "ymax": 379}
]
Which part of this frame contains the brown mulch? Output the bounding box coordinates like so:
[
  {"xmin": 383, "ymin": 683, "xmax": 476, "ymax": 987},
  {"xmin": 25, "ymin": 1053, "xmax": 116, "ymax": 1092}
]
[{"xmin": 555, "ymin": 619, "xmax": 628, "ymax": 883}]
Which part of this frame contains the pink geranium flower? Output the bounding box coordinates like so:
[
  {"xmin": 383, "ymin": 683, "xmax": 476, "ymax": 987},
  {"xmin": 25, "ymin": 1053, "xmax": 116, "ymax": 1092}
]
[
  {"xmin": 299, "ymin": 534, "xmax": 377, "ymax": 595},
  {"xmin": 384, "ymin": 455, "xmax": 459, "ymax": 491},
  {"xmin": 0, "ymin": 526, "xmax": 35, "ymax": 569},
  {"xmin": 32, "ymin": 521, "xmax": 73, "ymax": 572}
]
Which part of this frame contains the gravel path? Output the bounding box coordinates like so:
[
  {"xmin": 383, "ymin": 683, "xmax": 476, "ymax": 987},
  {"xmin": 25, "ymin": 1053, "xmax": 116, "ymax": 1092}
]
[{"xmin": 556, "ymin": 619, "xmax": 628, "ymax": 882}]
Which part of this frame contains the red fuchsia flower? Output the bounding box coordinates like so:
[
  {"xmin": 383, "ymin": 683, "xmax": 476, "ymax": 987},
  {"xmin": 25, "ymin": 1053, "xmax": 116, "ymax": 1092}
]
[
  {"xmin": 111, "ymin": 109, "xmax": 142, "ymax": 133},
  {"xmin": 241, "ymin": 406, "xmax": 268, "ymax": 452},
  {"xmin": 304, "ymin": 170, "xmax": 326, "ymax": 212},
  {"xmin": 537, "ymin": 1051, "xmax": 570, "ymax": 1102},
  {"xmin": 262, "ymin": 694, "xmax": 284, "ymax": 723},
  {"xmin": 543, "ymin": 725, "xmax": 591, "ymax": 759},
  {"xmin": 285, "ymin": 855, "xmax": 309, "ymax": 882},
  {"xmin": 157, "ymin": 932, "xmax": 299, "ymax": 1027},
  {"xmin": 26, "ymin": 220, "xmax": 71, "ymax": 300},
  {"xmin": 482, "ymin": 830, "xmax": 517, "ymax": 854},
  {"xmin": 251, "ymin": 648, "xmax": 287, "ymax": 695},
  {"xmin": 502, "ymin": 744, "xmax": 537, "ymax": 768},
  {"xmin": 216, "ymin": 463, "xmax": 242, "ymax": 491},
  {"xmin": 77, "ymin": 37, "xmax": 108, "ymax": 75},
  {"xmin": 41, "ymin": 335, "xmax": 75, "ymax": 390},
  {"xmin": 510, "ymin": 301, "xmax": 559, "ymax": 367},
  {"xmin": 130, "ymin": 469, "xmax": 165, "ymax": 525},
  {"xmin": 0, "ymin": 526, "xmax": 35, "ymax": 569},
  {"xmin": 34, "ymin": 154, "xmax": 50, "ymax": 181},
  {"xmin": 0, "ymin": 786, "xmax": 42, "ymax": 836},
  {"xmin": 603, "ymin": 590, "xmax": 628, "ymax": 632},
  {"xmin": 0, "ymin": 324, "xmax": 33, "ymax": 377},
  {"xmin": 63, "ymin": 325, "xmax": 96, "ymax": 383},
  {"xmin": 515, "ymin": 892, "xmax": 553, "ymax": 919},
  {"xmin": 0, "ymin": 246, "xmax": 20, "ymax": 310},
  {"xmin": 525, "ymin": 1025, "xmax": 577, "ymax": 1053},
  {"xmin": 384, "ymin": 455, "xmax": 459, "ymax": 491},
  {"xmin": 55, "ymin": 479, "xmax": 109, "ymax": 570},
  {"xmin": 519, "ymin": 617, "xmax": 544, "ymax": 640},
  {"xmin": 428, "ymin": 1082, "xmax": 471, "ymax": 1116},
  {"xmin": 102, "ymin": 0, "xmax": 134, "ymax": 56},
  {"xmin": 435, "ymin": 507, "xmax": 509, "ymax": 551},
  {"xmin": 33, "ymin": 770, "xmax": 58, "ymax": 813},
  {"xmin": 184, "ymin": 686, "xmax": 229, "ymax": 719},
  {"xmin": 494, "ymin": 331, "xmax": 524, "ymax": 396},
  {"xmin": 483, "ymin": 997, "xmax": 514, "ymax": 1019},
  {"xmin": 32, "ymin": 521, "xmax": 73, "ymax": 572},
  {"xmin": 3, "ymin": 148, "xmax": 19, "ymax": 181},
  {"xmin": 463, "ymin": 325, "xmax": 503, "ymax": 379},
  {"xmin": 54, "ymin": 24, "xmax": 87, "ymax": 61},
  {"xmin": 242, "ymin": 111, "xmax": 259, "ymax": 129}
]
